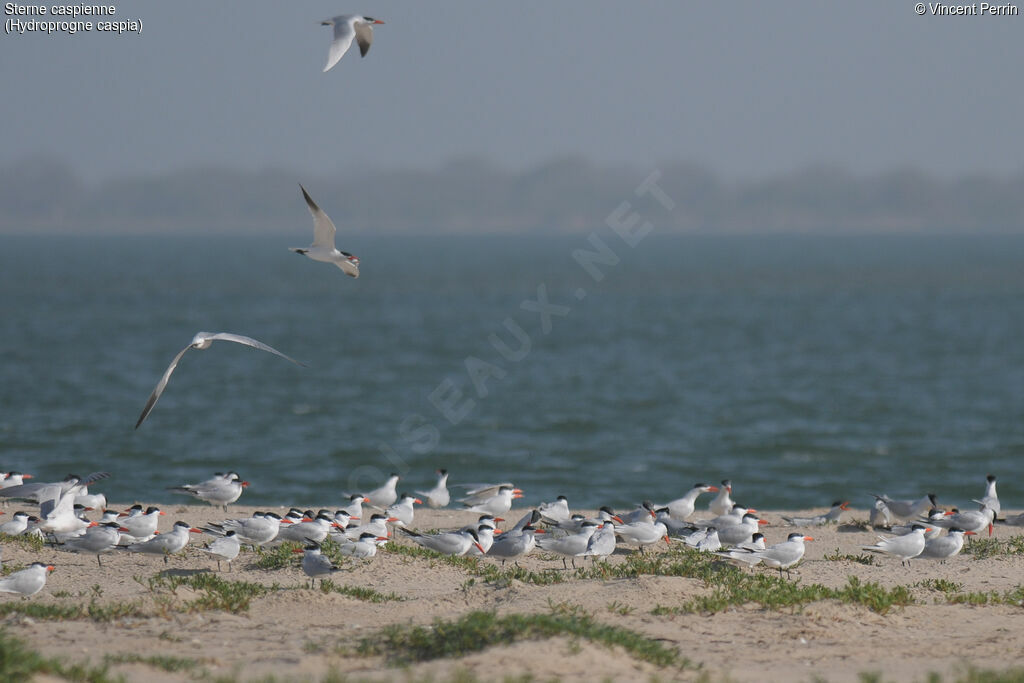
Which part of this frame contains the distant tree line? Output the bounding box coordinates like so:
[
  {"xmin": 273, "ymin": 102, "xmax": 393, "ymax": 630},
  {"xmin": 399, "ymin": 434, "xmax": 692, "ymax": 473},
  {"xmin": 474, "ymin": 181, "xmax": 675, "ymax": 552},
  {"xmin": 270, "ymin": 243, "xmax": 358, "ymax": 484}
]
[{"xmin": 2, "ymin": 156, "xmax": 1022, "ymax": 234}]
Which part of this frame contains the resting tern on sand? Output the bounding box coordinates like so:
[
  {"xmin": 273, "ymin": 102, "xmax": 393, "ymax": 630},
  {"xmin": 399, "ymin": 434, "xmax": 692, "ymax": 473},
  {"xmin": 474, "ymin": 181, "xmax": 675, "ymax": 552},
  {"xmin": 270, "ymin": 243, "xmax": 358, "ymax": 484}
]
[
  {"xmin": 739, "ymin": 532, "xmax": 812, "ymax": 578},
  {"xmin": 135, "ymin": 332, "xmax": 304, "ymax": 429},
  {"xmin": 117, "ymin": 505, "xmax": 164, "ymax": 544},
  {"xmin": 290, "ymin": 185, "xmax": 361, "ymax": 277},
  {"xmin": 714, "ymin": 532, "xmax": 767, "ymax": 567},
  {"xmin": 581, "ymin": 520, "xmax": 617, "ymax": 559},
  {"xmin": 919, "ymin": 528, "xmax": 975, "ymax": 561},
  {"xmin": 125, "ymin": 521, "xmax": 202, "ymax": 563},
  {"xmin": 871, "ymin": 493, "xmax": 936, "ymax": 522},
  {"xmin": 338, "ymin": 532, "xmax": 388, "ymax": 559},
  {"xmin": 461, "ymin": 485, "xmax": 521, "ymax": 516},
  {"xmin": 716, "ymin": 513, "xmax": 769, "ymax": 546},
  {"xmin": 0, "ymin": 511, "xmax": 31, "ymax": 536},
  {"xmin": 320, "ymin": 14, "xmax": 384, "ymax": 72},
  {"xmin": 399, "ymin": 526, "xmax": 485, "ymax": 556},
  {"xmin": 0, "ymin": 562, "xmax": 55, "ymax": 596},
  {"xmin": 170, "ymin": 472, "xmax": 249, "ymax": 511},
  {"xmin": 202, "ymin": 512, "xmax": 289, "ymax": 548},
  {"xmin": 538, "ymin": 496, "xmax": 571, "ymax": 524},
  {"xmin": 931, "ymin": 503, "xmax": 995, "ymax": 537},
  {"xmin": 863, "ymin": 524, "xmax": 930, "ymax": 567},
  {"xmin": 415, "ymin": 469, "xmax": 450, "ymax": 509},
  {"xmin": 782, "ymin": 501, "xmax": 849, "ymax": 527}
]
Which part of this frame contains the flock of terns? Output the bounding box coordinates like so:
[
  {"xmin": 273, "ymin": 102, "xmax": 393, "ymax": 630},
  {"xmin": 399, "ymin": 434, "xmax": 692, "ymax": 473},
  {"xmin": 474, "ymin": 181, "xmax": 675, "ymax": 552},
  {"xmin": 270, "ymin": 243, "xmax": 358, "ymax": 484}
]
[
  {"xmin": 0, "ymin": 468, "xmax": 1020, "ymax": 596},
  {"xmin": 5, "ymin": 13, "xmax": 1022, "ymax": 605}
]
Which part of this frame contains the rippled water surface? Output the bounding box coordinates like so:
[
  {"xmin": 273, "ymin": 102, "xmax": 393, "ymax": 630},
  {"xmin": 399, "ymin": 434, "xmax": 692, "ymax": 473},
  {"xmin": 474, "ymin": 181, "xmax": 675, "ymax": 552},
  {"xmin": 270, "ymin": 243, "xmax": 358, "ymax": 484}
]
[{"xmin": 1, "ymin": 233, "xmax": 1022, "ymax": 510}]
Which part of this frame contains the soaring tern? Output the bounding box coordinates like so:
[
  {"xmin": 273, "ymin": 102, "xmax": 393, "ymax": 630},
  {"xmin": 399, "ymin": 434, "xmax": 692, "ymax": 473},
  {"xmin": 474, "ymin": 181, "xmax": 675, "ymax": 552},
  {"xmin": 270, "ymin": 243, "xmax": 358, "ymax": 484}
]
[
  {"xmin": 290, "ymin": 185, "xmax": 361, "ymax": 277},
  {"xmin": 320, "ymin": 15, "xmax": 384, "ymax": 72},
  {"xmin": 135, "ymin": 332, "xmax": 304, "ymax": 429}
]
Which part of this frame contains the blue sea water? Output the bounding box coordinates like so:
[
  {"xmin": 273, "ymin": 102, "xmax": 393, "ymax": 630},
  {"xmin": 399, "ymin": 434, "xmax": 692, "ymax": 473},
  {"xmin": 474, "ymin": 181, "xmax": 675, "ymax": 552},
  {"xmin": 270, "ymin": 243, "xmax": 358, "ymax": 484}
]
[{"xmin": 1, "ymin": 233, "xmax": 1022, "ymax": 511}]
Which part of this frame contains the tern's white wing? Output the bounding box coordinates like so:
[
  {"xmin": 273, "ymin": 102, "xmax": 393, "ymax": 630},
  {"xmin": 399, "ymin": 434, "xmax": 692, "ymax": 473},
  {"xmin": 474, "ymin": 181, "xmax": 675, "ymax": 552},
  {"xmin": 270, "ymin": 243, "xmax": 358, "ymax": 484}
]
[
  {"xmin": 324, "ymin": 17, "xmax": 356, "ymax": 72},
  {"xmin": 300, "ymin": 185, "xmax": 337, "ymax": 249},
  {"xmin": 202, "ymin": 333, "xmax": 305, "ymax": 367},
  {"xmin": 136, "ymin": 344, "xmax": 192, "ymax": 429},
  {"xmin": 36, "ymin": 484, "xmax": 67, "ymax": 520}
]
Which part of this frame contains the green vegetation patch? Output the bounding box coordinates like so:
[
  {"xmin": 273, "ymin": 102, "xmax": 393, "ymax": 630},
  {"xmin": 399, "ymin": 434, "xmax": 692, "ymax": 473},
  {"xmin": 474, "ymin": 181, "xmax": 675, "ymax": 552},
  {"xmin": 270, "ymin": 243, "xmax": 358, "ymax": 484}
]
[{"xmin": 356, "ymin": 602, "xmax": 687, "ymax": 669}]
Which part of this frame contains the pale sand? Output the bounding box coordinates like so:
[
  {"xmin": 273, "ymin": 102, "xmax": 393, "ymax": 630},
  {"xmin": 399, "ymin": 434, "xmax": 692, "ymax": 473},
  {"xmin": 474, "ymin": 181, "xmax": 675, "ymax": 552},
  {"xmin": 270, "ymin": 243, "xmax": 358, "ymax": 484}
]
[{"xmin": 3, "ymin": 504, "xmax": 1023, "ymax": 682}]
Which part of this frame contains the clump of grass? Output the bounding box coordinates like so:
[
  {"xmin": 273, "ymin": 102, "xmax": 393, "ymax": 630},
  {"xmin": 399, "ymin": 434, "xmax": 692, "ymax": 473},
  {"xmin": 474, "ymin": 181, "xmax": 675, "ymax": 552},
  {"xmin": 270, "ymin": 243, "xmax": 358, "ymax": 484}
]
[
  {"xmin": 355, "ymin": 602, "xmax": 687, "ymax": 669},
  {"xmin": 962, "ymin": 536, "xmax": 1024, "ymax": 560},
  {"xmin": 944, "ymin": 585, "xmax": 1024, "ymax": 607},
  {"xmin": 146, "ymin": 572, "xmax": 277, "ymax": 613},
  {"xmin": 319, "ymin": 579, "xmax": 403, "ymax": 602},
  {"xmin": 0, "ymin": 532, "xmax": 45, "ymax": 552},
  {"xmin": 0, "ymin": 599, "xmax": 148, "ymax": 623},
  {"xmin": 103, "ymin": 652, "xmax": 201, "ymax": 673},
  {"xmin": 251, "ymin": 541, "xmax": 303, "ymax": 570},
  {"xmin": 916, "ymin": 578, "xmax": 964, "ymax": 593},
  {"xmin": 0, "ymin": 629, "xmax": 113, "ymax": 682},
  {"xmin": 823, "ymin": 548, "xmax": 879, "ymax": 566}
]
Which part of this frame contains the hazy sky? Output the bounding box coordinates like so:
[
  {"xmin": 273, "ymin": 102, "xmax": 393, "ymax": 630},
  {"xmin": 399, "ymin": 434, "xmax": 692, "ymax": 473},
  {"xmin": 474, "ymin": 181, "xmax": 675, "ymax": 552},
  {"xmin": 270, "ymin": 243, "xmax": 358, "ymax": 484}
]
[{"xmin": 2, "ymin": 1, "xmax": 1023, "ymax": 182}]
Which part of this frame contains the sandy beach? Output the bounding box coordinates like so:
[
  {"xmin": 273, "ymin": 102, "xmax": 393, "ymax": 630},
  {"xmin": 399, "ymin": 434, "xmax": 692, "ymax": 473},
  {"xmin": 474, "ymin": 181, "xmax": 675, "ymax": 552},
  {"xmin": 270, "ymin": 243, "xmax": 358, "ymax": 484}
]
[{"xmin": 2, "ymin": 504, "xmax": 1023, "ymax": 682}]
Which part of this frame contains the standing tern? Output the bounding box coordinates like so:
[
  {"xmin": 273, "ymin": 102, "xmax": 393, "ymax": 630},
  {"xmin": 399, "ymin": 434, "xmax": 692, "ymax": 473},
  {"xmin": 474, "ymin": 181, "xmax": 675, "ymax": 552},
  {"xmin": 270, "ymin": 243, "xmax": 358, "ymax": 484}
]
[
  {"xmin": 536, "ymin": 520, "xmax": 598, "ymax": 568},
  {"xmin": 294, "ymin": 542, "xmax": 341, "ymax": 587},
  {"xmin": 663, "ymin": 483, "xmax": 719, "ymax": 521},
  {"xmin": 60, "ymin": 521, "xmax": 129, "ymax": 567},
  {"xmin": 464, "ymin": 523, "xmax": 498, "ymax": 556},
  {"xmin": 385, "ymin": 493, "xmax": 421, "ymax": 528},
  {"xmin": 980, "ymin": 475, "xmax": 1000, "ymax": 518},
  {"xmin": 782, "ymin": 501, "xmax": 849, "ymax": 527},
  {"xmin": 870, "ymin": 498, "xmax": 892, "ymax": 528},
  {"xmin": 0, "ymin": 562, "xmax": 55, "ymax": 596},
  {"xmin": 290, "ymin": 185, "xmax": 361, "ymax": 277},
  {"xmin": 415, "ymin": 469, "xmax": 450, "ymax": 509},
  {"xmin": 709, "ymin": 480, "xmax": 735, "ymax": 517},
  {"xmin": 170, "ymin": 472, "xmax": 249, "ymax": 511},
  {"xmin": 320, "ymin": 14, "xmax": 384, "ymax": 72},
  {"xmin": 363, "ymin": 474, "xmax": 400, "ymax": 509},
  {"xmin": 862, "ymin": 524, "xmax": 930, "ymax": 567},
  {"xmin": 615, "ymin": 514, "xmax": 670, "ymax": 553},
  {"xmin": 117, "ymin": 506, "xmax": 165, "ymax": 544},
  {"xmin": 199, "ymin": 530, "xmax": 241, "ymax": 571},
  {"xmin": 488, "ymin": 524, "xmax": 541, "ymax": 564},
  {"xmin": 135, "ymin": 332, "xmax": 304, "ymax": 429}
]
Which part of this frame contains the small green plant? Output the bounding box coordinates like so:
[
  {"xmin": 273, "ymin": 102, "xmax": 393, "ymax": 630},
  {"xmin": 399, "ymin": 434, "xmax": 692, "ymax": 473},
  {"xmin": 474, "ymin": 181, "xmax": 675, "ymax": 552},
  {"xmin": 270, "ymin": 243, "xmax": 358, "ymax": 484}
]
[
  {"xmin": 0, "ymin": 629, "xmax": 113, "ymax": 682},
  {"xmin": 606, "ymin": 600, "xmax": 634, "ymax": 616},
  {"xmin": 823, "ymin": 548, "xmax": 879, "ymax": 566},
  {"xmin": 916, "ymin": 578, "xmax": 964, "ymax": 593},
  {"xmin": 0, "ymin": 532, "xmax": 45, "ymax": 552},
  {"xmin": 318, "ymin": 579, "xmax": 403, "ymax": 602}
]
